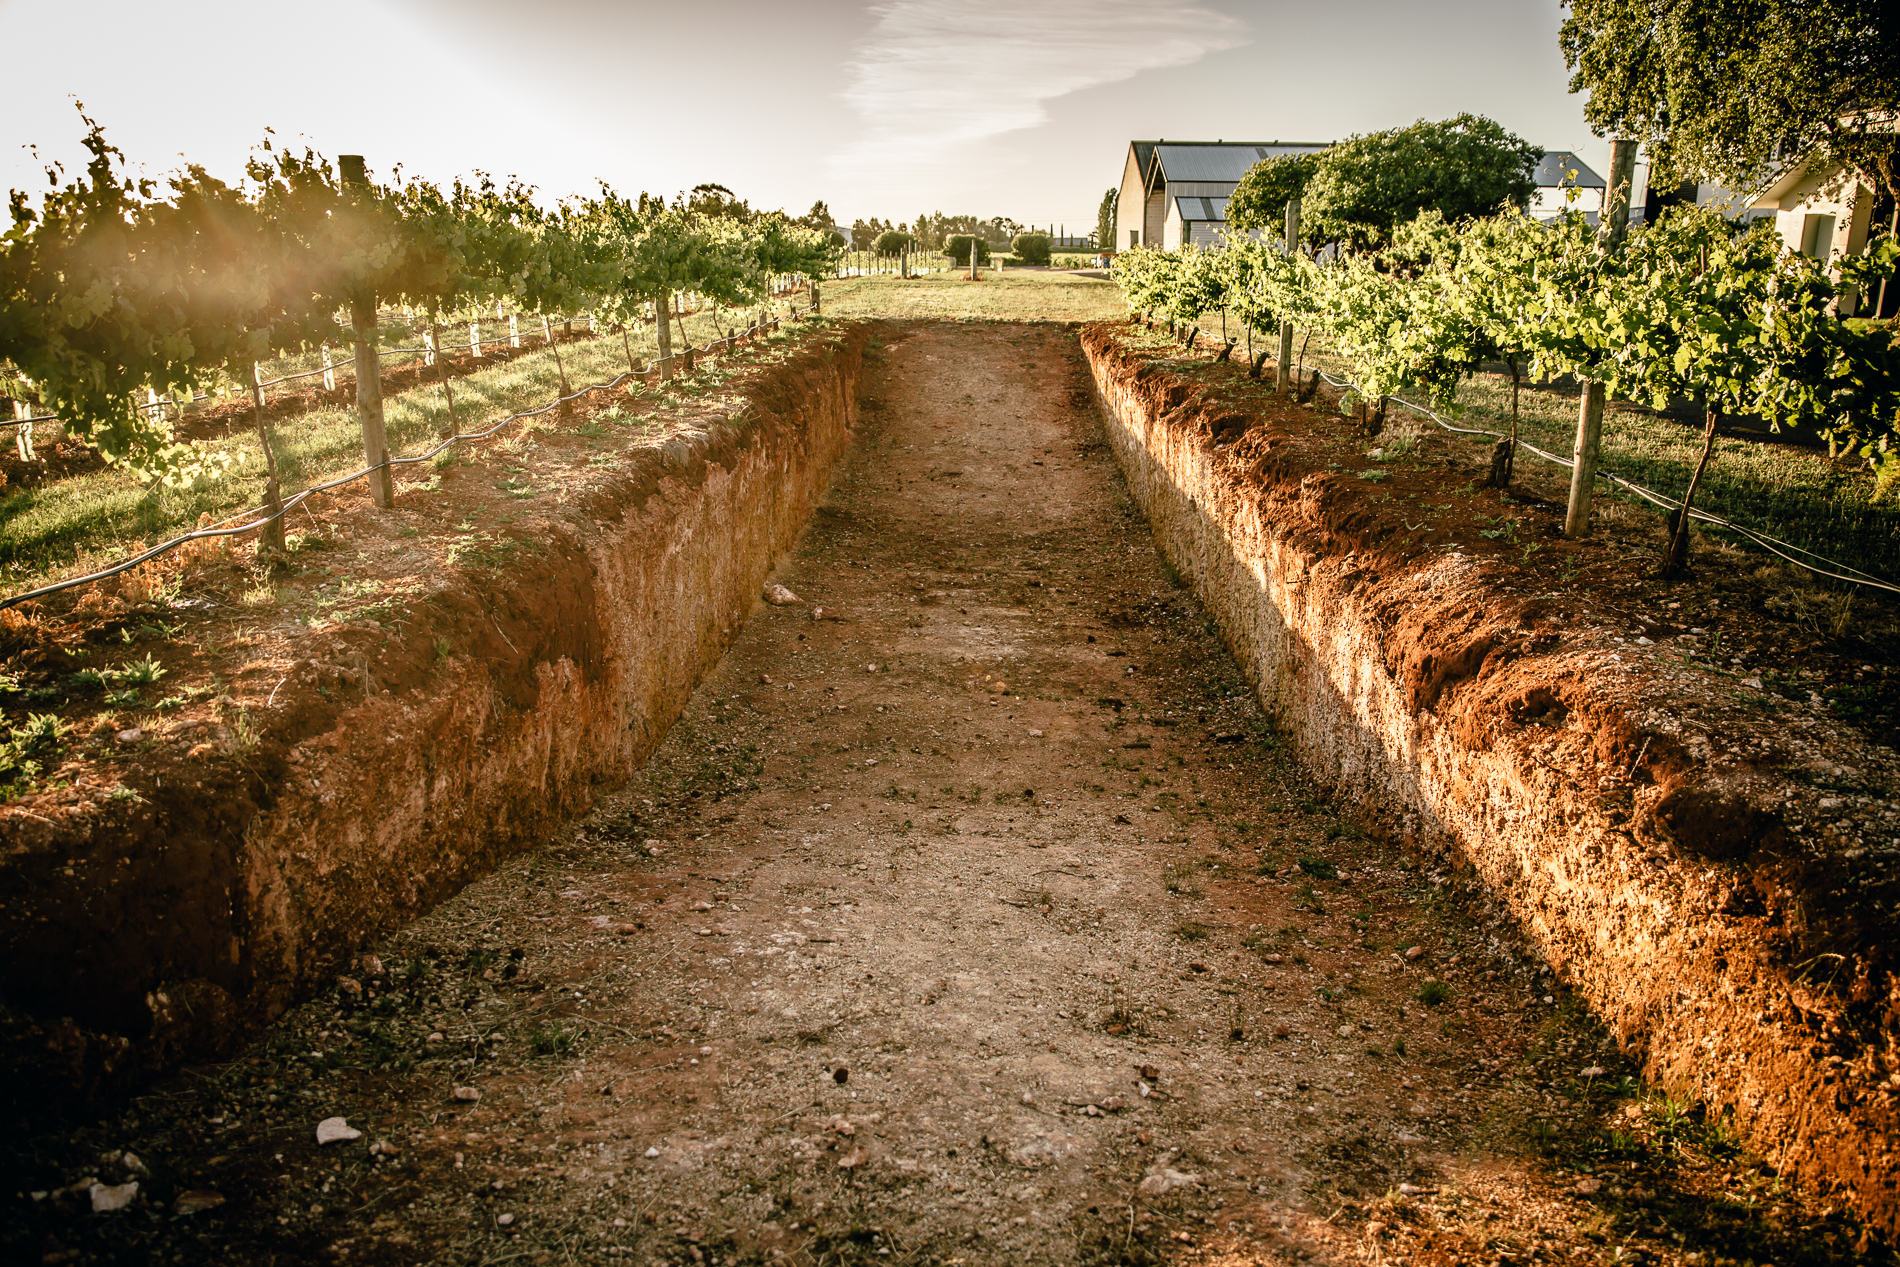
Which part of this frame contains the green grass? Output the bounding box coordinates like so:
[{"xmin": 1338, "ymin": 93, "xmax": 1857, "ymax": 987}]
[
  {"xmin": 1297, "ymin": 336, "xmax": 1900, "ymax": 583},
  {"xmin": 818, "ymin": 269, "xmax": 1125, "ymax": 324},
  {"xmin": 0, "ymin": 304, "xmax": 773, "ymax": 593}
]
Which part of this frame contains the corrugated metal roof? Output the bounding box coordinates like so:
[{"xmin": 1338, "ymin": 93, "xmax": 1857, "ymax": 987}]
[
  {"xmin": 1535, "ymin": 151, "xmax": 1605, "ymax": 188},
  {"xmin": 1173, "ymin": 195, "xmax": 1232, "ymax": 223},
  {"xmin": 1152, "ymin": 142, "xmax": 1330, "ymax": 184},
  {"xmin": 1130, "ymin": 140, "xmax": 1159, "ymax": 181}
]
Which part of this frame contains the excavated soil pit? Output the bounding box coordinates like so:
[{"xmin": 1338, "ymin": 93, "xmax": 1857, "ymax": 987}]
[{"xmin": 0, "ymin": 320, "xmax": 1890, "ymax": 1266}]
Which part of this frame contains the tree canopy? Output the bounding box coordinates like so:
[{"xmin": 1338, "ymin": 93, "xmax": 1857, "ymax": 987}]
[
  {"xmin": 1297, "ymin": 115, "xmax": 1540, "ymax": 252},
  {"xmin": 1226, "ymin": 153, "xmax": 1322, "ymax": 235},
  {"xmin": 1560, "ymin": 0, "xmax": 1899, "ymax": 197}
]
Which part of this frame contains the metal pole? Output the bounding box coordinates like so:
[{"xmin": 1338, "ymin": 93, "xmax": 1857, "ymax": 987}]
[{"xmin": 1564, "ymin": 138, "xmax": 1639, "ymax": 538}]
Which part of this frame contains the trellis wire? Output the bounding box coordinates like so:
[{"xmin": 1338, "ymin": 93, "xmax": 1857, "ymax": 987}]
[
  {"xmin": 1311, "ymin": 368, "xmax": 1900, "ymax": 597},
  {"xmin": 0, "ymin": 306, "xmax": 809, "ymax": 612}
]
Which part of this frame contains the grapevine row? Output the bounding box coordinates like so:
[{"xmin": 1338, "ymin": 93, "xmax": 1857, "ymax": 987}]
[
  {"xmin": 1111, "ymin": 206, "xmax": 1900, "ymax": 578},
  {"xmin": 0, "ymin": 122, "xmax": 842, "ymax": 514}
]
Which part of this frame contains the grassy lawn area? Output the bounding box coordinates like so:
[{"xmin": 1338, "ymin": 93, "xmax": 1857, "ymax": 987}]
[{"xmin": 818, "ymin": 268, "xmax": 1123, "ymax": 323}]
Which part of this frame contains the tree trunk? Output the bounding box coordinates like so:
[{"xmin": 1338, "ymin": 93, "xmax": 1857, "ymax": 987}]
[
  {"xmin": 655, "ymin": 296, "xmax": 674, "ymax": 380},
  {"xmin": 251, "ymin": 365, "xmax": 286, "ymax": 553},
  {"xmin": 622, "ymin": 325, "xmax": 639, "ymax": 373},
  {"xmin": 1662, "ymin": 405, "xmax": 1720, "ymax": 578},
  {"xmin": 431, "ymin": 313, "xmax": 461, "ymax": 437},
  {"xmin": 1250, "ymin": 350, "xmax": 1270, "ymax": 379},
  {"xmin": 544, "ymin": 313, "xmax": 573, "ymax": 409}
]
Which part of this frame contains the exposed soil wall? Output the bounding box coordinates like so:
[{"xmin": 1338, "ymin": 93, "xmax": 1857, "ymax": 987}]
[
  {"xmin": 0, "ymin": 328, "xmax": 864, "ymax": 1114},
  {"xmin": 1081, "ymin": 323, "xmax": 1900, "ymax": 1234}
]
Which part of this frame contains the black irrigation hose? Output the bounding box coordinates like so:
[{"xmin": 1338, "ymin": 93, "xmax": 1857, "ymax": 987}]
[
  {"xmin": 0, "ymin": 306, "xmax": 809, "ymax": 613},
  {"xmin": 1312, "ymin": 369, "xmax": 1900, "ymax": 597}
]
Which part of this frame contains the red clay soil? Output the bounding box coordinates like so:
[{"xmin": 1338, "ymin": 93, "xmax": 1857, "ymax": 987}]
[
  {"xmin": 0, "ymin": 319, "xmax": 851, "ymax": 1107},
  {"xmin": 1084, "ymin": 319, "xmax": 1900, "ymax": 1237},
  {"xmin": 0, "ymin": 320, "xmax": 1883, "ymax": 1267}
]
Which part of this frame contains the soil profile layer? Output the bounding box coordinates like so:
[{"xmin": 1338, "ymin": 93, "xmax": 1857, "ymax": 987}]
[{"xmin": 1082, "ymin": 320, "xmax": 1900, "ymax": 1236}]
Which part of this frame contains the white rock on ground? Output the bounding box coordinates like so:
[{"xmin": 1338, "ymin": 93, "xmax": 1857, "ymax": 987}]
[
  {"xmin": 315, "ymin": 1117, "xmax": 361, "ymax": 1145},
  {"xmin": 89, "ymin": 1182, "xmax": 138, "ymax": 1213}
]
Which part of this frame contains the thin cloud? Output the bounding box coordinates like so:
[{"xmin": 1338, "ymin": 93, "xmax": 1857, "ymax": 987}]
[{"xmin": 832, "ymin": 0, "xmax": 1248, "ymax": 178}]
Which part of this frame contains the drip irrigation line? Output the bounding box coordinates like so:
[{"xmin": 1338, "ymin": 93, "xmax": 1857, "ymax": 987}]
[
  {"xmin": 1311, "ymin": 369, "xmax": 1900, "ymax": 597},
  {"xmin": 0, "ymin": 305, "xmax": 809, "ymax": 613}
]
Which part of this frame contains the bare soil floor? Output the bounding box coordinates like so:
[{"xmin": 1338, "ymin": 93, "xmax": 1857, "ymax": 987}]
[{"xmin": 3, "ymin": 323, "xmax": 1880, "ymax": 1266}]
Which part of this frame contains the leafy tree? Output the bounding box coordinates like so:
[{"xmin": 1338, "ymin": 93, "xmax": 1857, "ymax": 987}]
[
  {"xmin": 1096, "ymin": 187, "xmax": 1116, "ymax": 252},
  {"xmin": 1301, "ymin": 114, "xmax": 1539, "ymax": 252},
  {"xmin": 683, "ymin": 183, "xmax": 753, "ymax": 222},
  {"xmin": 1560, "ymin": 0, "xmax": 1900, "ymax": 197},
  {"xmin": 1011, "ymin": 232, "xmax": 1052, "ymax": 266},
  {"xmin": 874, "ymin": 229, "xmax": 916, "ymax": 256},
  {"xmin": 1227, "ymin": 153, "xmax": 1323, "ymax": 236},
  {"xmin": 946, "ymin": 235, "xmax": 990, "ymax": 267},
  {"xmin": 797, "ymin": 200, "xmax": 836, "ymax": 232}
]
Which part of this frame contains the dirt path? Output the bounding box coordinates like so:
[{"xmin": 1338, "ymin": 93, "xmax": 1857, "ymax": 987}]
[{"xmin": 5, "ymin": 322, "xmax": 1865, "ymax": 1267}]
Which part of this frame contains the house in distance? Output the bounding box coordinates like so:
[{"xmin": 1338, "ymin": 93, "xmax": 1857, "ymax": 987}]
[{"xmin": 1115, "ymin": 140, "xmax": 1330, "ymax": 251}]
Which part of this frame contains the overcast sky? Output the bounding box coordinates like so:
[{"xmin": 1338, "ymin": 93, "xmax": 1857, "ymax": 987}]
[{"xmin": 1, "ymin": 0, "xmax": 1606, "ymax": 231}]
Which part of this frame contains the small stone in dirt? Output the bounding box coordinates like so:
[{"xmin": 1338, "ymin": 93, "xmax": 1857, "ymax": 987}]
[
  {"xmin": 119, "ymin": 1151, "xmax": 147, "ymax": 1175},
  {"xmin": 1262, "ymin": 953, "xmax": 1284, "ymax": 964},
  {"xmin": 1398, "ymin": 1182, "xmax": 1435, "ymax": 1196},
  {"xmin": 645, "ymin": 840, "xmax": 664, "ymax": 857},
  {"xmin": 360, "ymin": 954, "xmax": 383, "ymax": 976},
  {"xmin": 90, "ymin": 1181, "xmax": 138, "ymax": 1213},
  {"xmin": 1136, "ymin": 1168, "xmax": 1199, "ymax": 1197},
  {"xmin": 1580, "ymin": 1066, "xmax": 1607, "ymax": 1078},
  {"xmin": 369, "ymin": 1140, "xmax": 400, "ymax": 1156},
  {"xmin": 1337, "ymin": 1024, "xmax": 1356, "ymax": 1038},
  {"xmin": 838, "ymin": 1144, "xmax": 869, "ymax": 1169},
  {"xmin": 173, "ymin": 1190, "xmax": 225, "ymax": 1216},
  {"xmin": 1027, "ymin": 729, "xmax": 1044, "ymax": 737},
  {"xmin": 691, "ymin": 900, "xmax": 715, "ymax": 911},
  {"xmin": 1139, "ymin": 1064, "xmax": 1160, "ymax": 1080},
  {"xmin": 115, "ymin": 729, "xmax": 142, "ymax": 745},
  {"xmin": 315, "ymin": 1118, "xmax": 361, "ymax": 1146},
  {"xmin": 759, "ymin": 673, "xmax": 774, "ymax": 685},
  {"xmin": 833, "ymin": 1066, "xmax": 849, "ymax": 1084},
  {"xmin": 452, "ymin": 1087, "xmax": 481, "ymax": 1103},
  {"xmin": 644, "ymin": 1147, "xmax": 660, "ymax": 1159},
  {"xmin": 1365, "ymin": 1221, "xmax": 1387, "ymax": 1237},
  {"xmin": 614, "ymin": 923, "xmax": 643, "ymax": 935},
  {"xmin": 1575, "ymin": 1177, "xmax": 1603, "ymax": 1196},
  {"xmin": 764, "ymin": 584, "xmax": 802, "ymax": 605},
  {"xmin": 1099, "ymin": 1096, "xmax": 1125, "ymax": 1112},
  {"xmin": 497, "ymin": 1213, "xmax": 515, "ymax": 1226},
  {"xmin": 1404, "ymin": 945, "xmax": 1426, "ymax": 961},
  {"xmin": 830, "ymin": 1117, "xmax": 856, "ymax": 1136},
  {"xmin": 426, "ymin": 1032, "xmax": 444, "ymax": 1043},
  {"xmin": 1188, "ymin": 962, "xmax": 1209, "ymax": 973},
  {"xmin": 866, "ymin": 663, "xmax": 879, "ymax": 672}
]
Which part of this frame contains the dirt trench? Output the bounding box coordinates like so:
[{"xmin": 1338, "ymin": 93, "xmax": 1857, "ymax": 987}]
[{"xmin": 2, "ymin": 323, "xmax": 1876, "ymax": 1266}]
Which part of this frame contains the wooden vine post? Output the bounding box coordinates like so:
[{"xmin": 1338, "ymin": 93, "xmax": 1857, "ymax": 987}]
[
  {"xmin": 654, "ymin": 296, "xmax": 674, "ymax": 381},
  {"xmin": 339, "ymin": 155, "xmax": 395, "ymax": 509},
  {"xmin": 1564, "ymin": 138, "xmax": 1638, "ymax": 538},
  {"xmin": 1275, "ymin": 197, "xmax": 1301, "ymax": 394}
]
